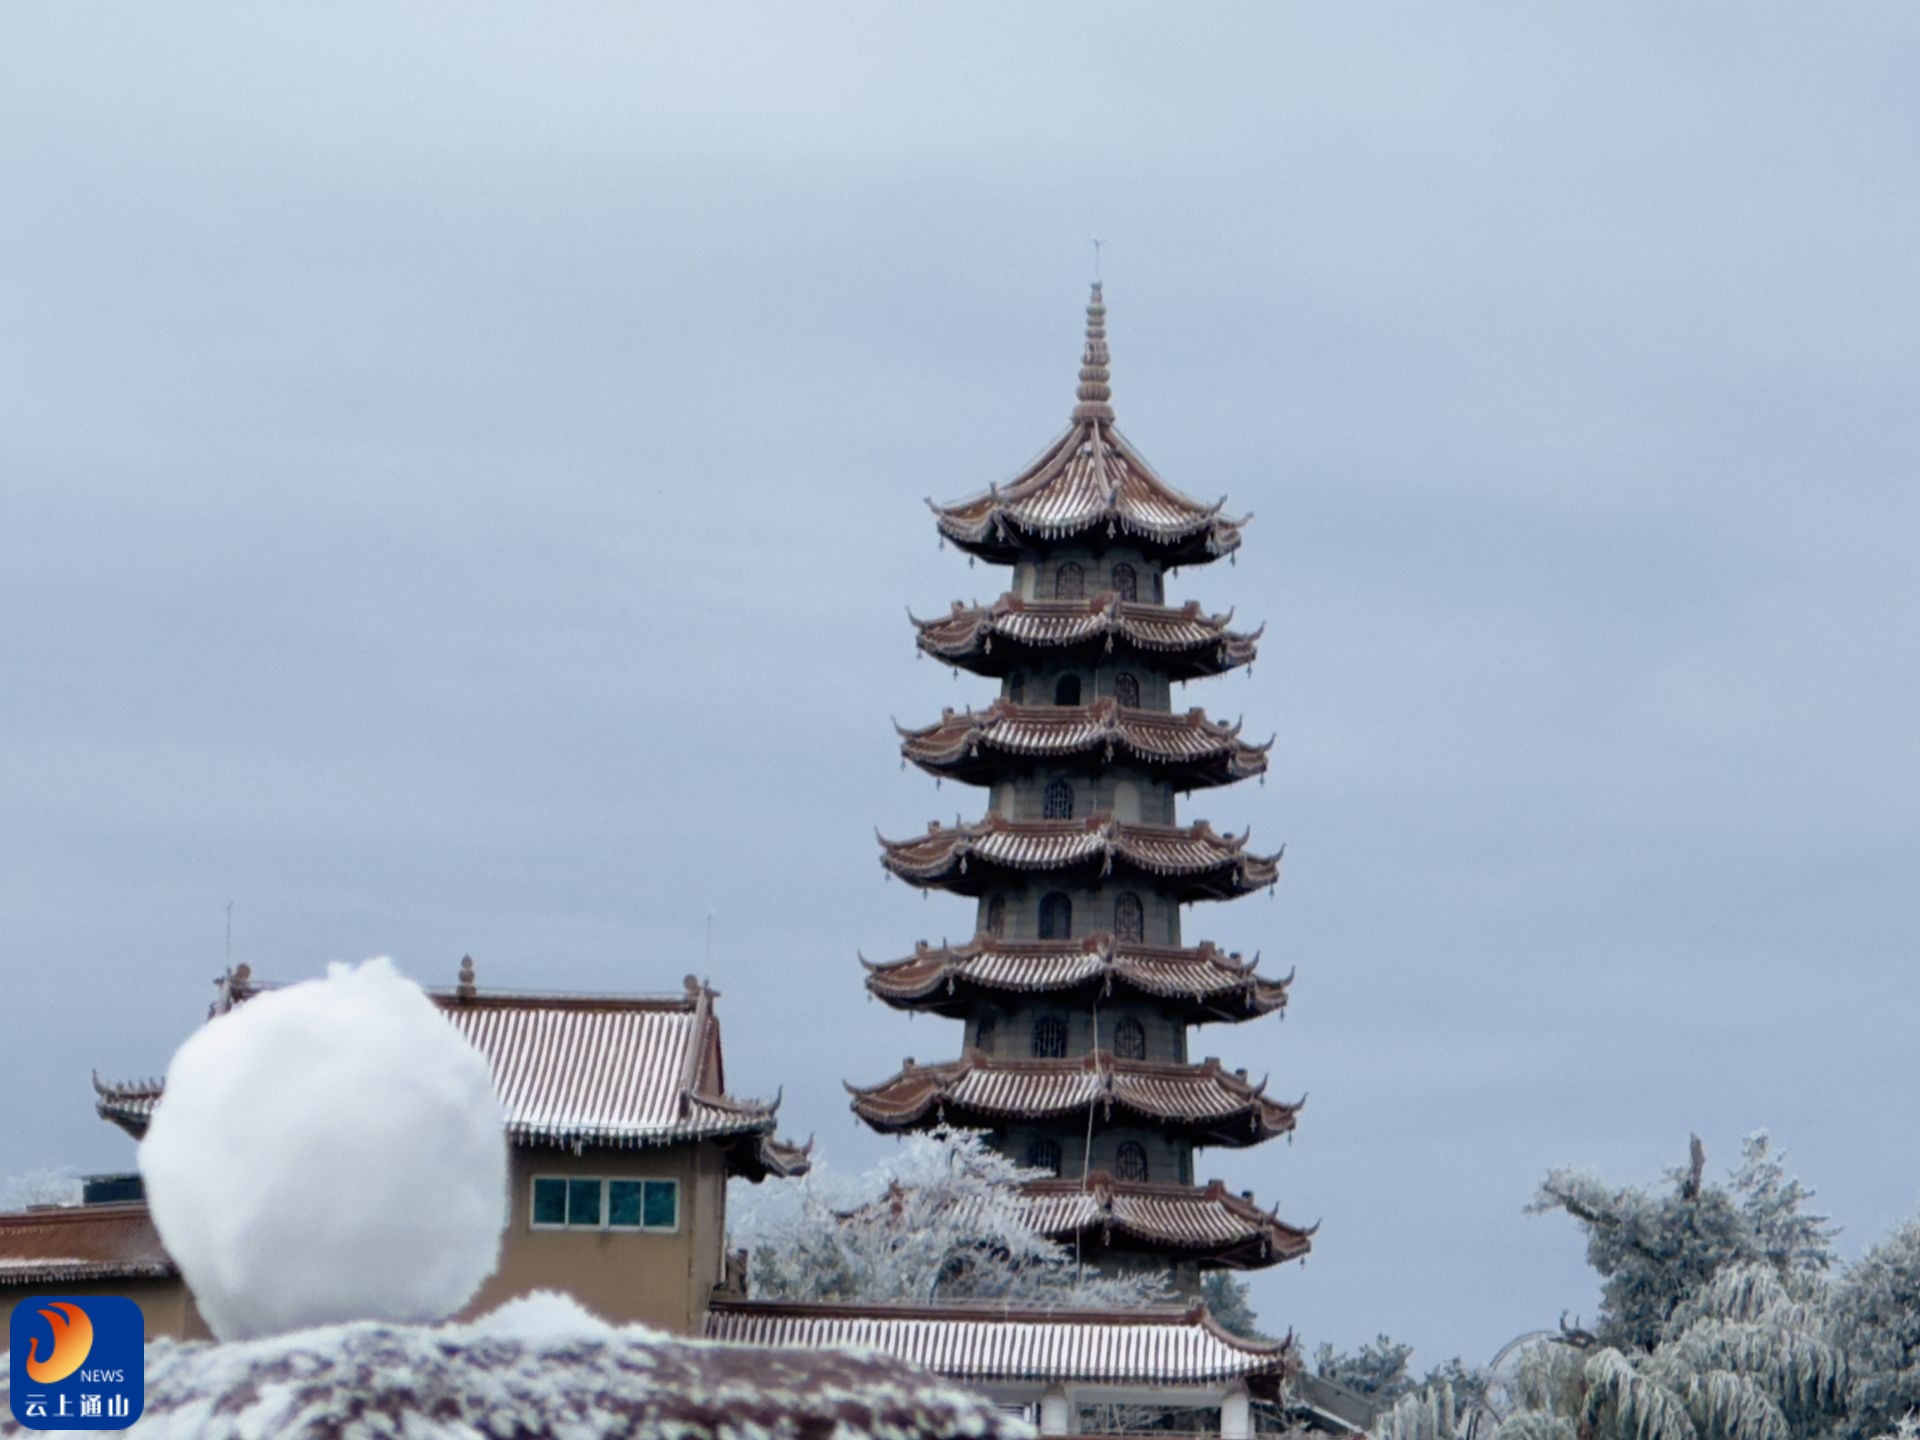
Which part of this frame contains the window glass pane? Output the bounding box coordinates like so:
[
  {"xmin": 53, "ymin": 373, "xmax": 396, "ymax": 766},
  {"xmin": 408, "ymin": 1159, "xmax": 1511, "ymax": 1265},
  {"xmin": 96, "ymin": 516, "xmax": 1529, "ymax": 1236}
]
[
  {"xmin": 608, "ymin": 1180, "xmax": 643, "ymax": 1228},
  {"xmin": 532, "ymin": 1177, "xmax": 568, "ymax": 1226},
  {"xmin": 643, "ymin": 1180, "xmax": 678, "ymax": 1230},
  {"xmin": 567, "ymin": 1178, "xmax": 603, "ymax": 1227}
]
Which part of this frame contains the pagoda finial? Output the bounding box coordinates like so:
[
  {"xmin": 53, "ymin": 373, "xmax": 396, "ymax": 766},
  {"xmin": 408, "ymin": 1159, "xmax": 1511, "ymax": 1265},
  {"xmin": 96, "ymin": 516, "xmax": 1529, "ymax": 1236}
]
[{"xmin": 1072, "ymin": 281, "xmax": 1115, "ymax": 423}]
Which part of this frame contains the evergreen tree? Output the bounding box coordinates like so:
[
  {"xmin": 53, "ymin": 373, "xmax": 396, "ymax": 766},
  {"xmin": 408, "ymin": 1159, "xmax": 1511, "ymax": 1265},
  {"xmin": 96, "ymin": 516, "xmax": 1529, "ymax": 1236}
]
[
  {"xmin": 1830, "ymin": 1219, "xmax": 1920, "ymax": 1440},
  {"xmin": 1529, "ymin": 1133, "xmax": 1834, "ymax": 1351}
]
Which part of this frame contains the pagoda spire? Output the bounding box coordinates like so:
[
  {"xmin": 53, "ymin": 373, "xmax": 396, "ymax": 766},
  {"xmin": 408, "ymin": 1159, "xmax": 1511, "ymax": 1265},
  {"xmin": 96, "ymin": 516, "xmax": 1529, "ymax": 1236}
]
[{"xmin": 1072, "ymin": 281, "xmax": 1115, "ymax": 422}]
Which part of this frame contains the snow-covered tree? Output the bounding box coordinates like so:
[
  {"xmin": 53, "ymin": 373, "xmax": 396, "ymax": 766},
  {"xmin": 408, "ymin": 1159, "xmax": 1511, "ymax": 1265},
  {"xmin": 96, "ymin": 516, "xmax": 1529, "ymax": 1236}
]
[
  {"xmin": 1529, "ymin": 1133, "xmax": 1835, "ymax": 1351},
  {"xmin": 0, "ymin": 1166, "xmax": 80, "ymax": 1210},
  {"xmin": 730, "ymin": 1127, "xmax": 1168, "ymax": 1308},
  {"xmin": 1473, "ymin": 1264, "xmax": 1849, "ymax": 1440},
  {"xmin": 1830, "ymin": 1219, "xmax": 1920, "ymax": 1440},
  {"xmin": 1201, "ymin": 1271, "xmax": 1271, "ymax": 1340}
]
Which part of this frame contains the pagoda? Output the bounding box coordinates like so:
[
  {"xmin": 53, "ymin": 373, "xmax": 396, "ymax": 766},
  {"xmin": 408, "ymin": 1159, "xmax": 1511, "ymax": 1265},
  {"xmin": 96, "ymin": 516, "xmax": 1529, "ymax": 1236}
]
[{"xmin": 849, "ymin": 284, "xmax": 1311, "ymax": 1291}]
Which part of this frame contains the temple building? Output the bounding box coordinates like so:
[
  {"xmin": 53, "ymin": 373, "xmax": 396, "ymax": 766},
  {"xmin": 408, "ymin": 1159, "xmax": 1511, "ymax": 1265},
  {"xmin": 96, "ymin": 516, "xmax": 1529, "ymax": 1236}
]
[
  {"xmin": 12, "ymin": 962, "xmax": 810, "ymax": 1338},
  {"xmin": 851, "ymin": 284, "xmax": 1312, "ymax": 1290}
]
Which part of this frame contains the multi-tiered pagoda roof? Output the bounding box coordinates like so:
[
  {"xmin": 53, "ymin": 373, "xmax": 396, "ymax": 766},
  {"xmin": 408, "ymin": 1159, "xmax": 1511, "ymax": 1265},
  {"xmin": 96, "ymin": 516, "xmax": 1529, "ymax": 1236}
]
[
  {"xmin": 878, "ymin": 814, "xmax": 1280, "ymax": 901},
  {"xmin": 848, "ymin": 1053, "xmax": 1301, "ymax": 1148},
  {"xmin": 854, "ymin": 282, "xmax": 1307, "ymax": 1281},
  {"xmin": 897, "ymin": 699, "xmax": 1271, "ymax": 790},
  {"xmin": 862, "ymin": 936, "xmax": 1291, "ymax": 1024},
  {"xmin": 912, "ymin": 595, "xmax": 1262, "ymax": 679}
]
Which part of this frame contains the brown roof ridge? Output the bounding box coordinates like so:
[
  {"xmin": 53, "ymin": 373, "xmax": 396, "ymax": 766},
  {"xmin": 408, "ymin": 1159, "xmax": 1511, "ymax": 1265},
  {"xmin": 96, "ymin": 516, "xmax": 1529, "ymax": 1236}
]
[{"xmin": 0, "ymin": 1199, "xmax": 152, "ymax": 1225}]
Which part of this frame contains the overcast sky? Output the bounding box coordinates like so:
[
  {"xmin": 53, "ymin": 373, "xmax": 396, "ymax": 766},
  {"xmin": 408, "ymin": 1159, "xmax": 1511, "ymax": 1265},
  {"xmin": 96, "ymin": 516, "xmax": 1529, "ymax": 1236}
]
[{"xmin": 4, "ymin": 3, "xmax": 1917, "ymax": 1365}]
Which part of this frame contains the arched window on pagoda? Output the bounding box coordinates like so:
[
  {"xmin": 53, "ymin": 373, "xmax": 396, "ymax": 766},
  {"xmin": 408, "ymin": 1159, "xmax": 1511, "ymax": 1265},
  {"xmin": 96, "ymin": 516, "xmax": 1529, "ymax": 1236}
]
[
  {"xmin": 1113, "ymin": 1017, "xmax": 1146, "ymax": 1060},
  {"xmin": 1043, "ymin": 779, "xmax": 1074, "ymax": 820},
  {"xmin": 1054, "ymin": 674, "xmax": 1081, "ymax": 706},
  {"xmin": 1115, "ymin": 1141, "xmax": 1149, "ymax": 1182},
  {"xmin": 1031, "ymin": 1014, "xmax": 1069, "ymax": 1058},
  {"xmin": 1111, "ymin": 563, "xmax": 1138, "ymax": 601},
  {"xmin": 1113, "ymin": 892, "xmax": 1144, "ymax": 942},
  {"xmin": 1037, "ymin": 892, "xmax": 1072, "ymax": 940},
  {"xmin": 975, "ymin": 1013, "xmax": 997, "ymax": 1054},
  {"xmin": 1008, "ymin": 672, "xmax": 1025, "ymax": 704},
  {"xmin": 1114, "ymin": 671, "xmax": 1140, "ymax": 708},
  {"xmin": 1026, "ymin": 1137, "xmax": 1062, "ymax": 1176},
  {"xmin": 1055, "ymin": 562, "xmax": 1085, "ymax": 599},
  {"xmin": 984, "ymin": 893, "xmax": 1006, "ymax": 936}
]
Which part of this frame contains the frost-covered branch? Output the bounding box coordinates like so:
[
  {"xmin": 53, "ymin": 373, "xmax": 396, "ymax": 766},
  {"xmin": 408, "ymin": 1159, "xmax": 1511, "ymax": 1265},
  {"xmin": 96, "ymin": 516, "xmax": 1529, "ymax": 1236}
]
[{"xmin": 728, "ymin": 1127, "xmax": 1169, "ymax": 1309}]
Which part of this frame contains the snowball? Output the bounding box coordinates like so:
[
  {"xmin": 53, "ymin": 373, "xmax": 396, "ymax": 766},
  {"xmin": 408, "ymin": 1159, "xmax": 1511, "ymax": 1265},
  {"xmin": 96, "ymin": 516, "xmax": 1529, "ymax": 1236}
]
[{"xmin": 140, "ymin": 957, "xmax": 507, "ymax": 1340}]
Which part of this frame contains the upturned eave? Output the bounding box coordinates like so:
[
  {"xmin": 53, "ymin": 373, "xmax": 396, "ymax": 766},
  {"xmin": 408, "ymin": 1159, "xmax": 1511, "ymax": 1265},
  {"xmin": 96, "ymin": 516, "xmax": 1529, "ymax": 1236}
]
[
  {"xmin": 861, "ymin": 934, "xmax": 1291, "ymax": 1024},
  {"xmin": 876, "ymin": 812, "xmax": 1282, "ymax": 901},
  {"xmin": 897, "ymin": 697, "xmax": 1270, "ymax": 791}
]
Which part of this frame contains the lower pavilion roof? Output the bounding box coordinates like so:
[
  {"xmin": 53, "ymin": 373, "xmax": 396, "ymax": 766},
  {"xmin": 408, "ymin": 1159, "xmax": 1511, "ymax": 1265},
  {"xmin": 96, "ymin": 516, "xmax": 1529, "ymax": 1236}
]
[
  {"xmin": 879, "ymin": 813, "xmax": 1281, "ymax": 901},
  {"xmin": 0, "ymin": 1201, "xmax": 175, "ymax": 1287},
  {"xmin": 862, "ymin": 934, "xmax": 1291, "ymax": 1024},
  {"xmin": 912, "ymin": 593, "xmax": 1261, "ymax": 680},
  {"xmin": 705, "ymin": 1297, "xmax": 1296, "ymax": 1395},
  {"xmin": 95, "ymin": 966, "xmax": 810, "ymax": 1183},
  {"xmin": 847, "ymin": 1052, "xmax": 1301, "ymax": 1148},
  {"xmin": 1020, "ymin": 1173, "xmax": 1314, "ymax": 1271},
  {"xmin": 897, "ymin": 698, "xmax": 1270, "ymax": 790}
]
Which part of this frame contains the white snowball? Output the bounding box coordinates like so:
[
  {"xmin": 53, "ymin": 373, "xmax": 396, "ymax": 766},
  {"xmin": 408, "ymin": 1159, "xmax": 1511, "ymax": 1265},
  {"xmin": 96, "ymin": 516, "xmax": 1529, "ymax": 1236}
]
[{"xmin": 140, "ymin": 957, "xmax": 507, "ymax": 1340}]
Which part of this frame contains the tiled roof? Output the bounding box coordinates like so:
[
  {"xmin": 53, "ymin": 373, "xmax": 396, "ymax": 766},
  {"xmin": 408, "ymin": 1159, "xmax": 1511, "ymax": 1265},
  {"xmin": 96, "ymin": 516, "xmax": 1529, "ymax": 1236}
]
[
  {"xmin": 912, "ymin": 594, "xmax": 1261, "ymax": 679},
  {"xmin": 100, "ymin": 1310, "xmax": 1028, "ymax": 1440},
  {"xmin": 847, "ymin": 1053, "xmax": 1300, "ymax": 1148},
  {"xmin": 0, "ymin": 1201, "xmax": 175, "ymax": 1286},
  {"xmin": 862, "ymin": 935, "xmax": 1291, "ymax": 1024},
  {"xmin": 897, "ymin": 698, "xmax": 1270, "ymax": 790},
  {"xmin": 926, "ymin": 286, "xmax": 1247, "ymax": 568},
  {"xmin": 705, "ymin": 1297, "xmax": 1296, "ymax": 1393},
  {"xmin": 1019, "ymin": 1174, "xmax": 1313, "ymax": 1269},
  {"xmin": 878, "ymin": 813, "xmax": 1281, "ymax": 901},
  {"xmin": 95, "ymin": 970, "xmax": 810, "ymax": 1180}
]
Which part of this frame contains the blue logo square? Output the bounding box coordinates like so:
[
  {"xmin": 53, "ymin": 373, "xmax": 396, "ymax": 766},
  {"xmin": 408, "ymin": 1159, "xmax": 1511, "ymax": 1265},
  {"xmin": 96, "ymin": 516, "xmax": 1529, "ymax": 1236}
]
[{"xmin": 8, "ymin": 1297, "xmax": 145, "ymax": 1431}]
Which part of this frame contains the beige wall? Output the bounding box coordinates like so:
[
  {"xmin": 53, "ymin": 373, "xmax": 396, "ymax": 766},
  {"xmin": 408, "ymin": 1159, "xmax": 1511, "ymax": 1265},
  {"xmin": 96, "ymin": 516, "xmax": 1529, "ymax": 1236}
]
[
  {"xmin": 1, "ymin": 1276, "xmax": 210, "ymax": 1344},
  {"xmin": 6, "ymin": 1139, "xmax": 730, "ymax": 1344},
  {"xmin": 464, "ymin": 1140, "xmax": 727, "ymax": 1335}
]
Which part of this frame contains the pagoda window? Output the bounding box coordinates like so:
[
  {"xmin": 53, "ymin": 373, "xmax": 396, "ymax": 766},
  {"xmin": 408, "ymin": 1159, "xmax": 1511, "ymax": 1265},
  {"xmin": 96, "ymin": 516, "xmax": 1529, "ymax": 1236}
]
[
  {"xmin": 1114, "ymin": 671, "xmax": 1140, "ymax": 708},
  {"xmin": 1037, "ymin": 892, "xmax": 1072, "ymax": 940},
  {"xmin": 1053, "ymin": 674, "xmax": 1081, "ymax": 706},
  {"xmin": 1113, "ymin": 891, "xmax": 1144, "ymax": 941},
  {"xmin": 1031, "ymin": 1014, "xmax": 1069, "ymax": 1058},
  {"xmin": 1043, "ymin": 778, "xmax": 1075, "ymax": 820},
  {"xmin": 1026, "ymin": 1137, "xmax": 1063, "ymax": 1176},
  {"xmin": 1055, "ymin": 562, "xmax": 1085, "ymax": 599},
  {"xmin": 984, "ymin": 893, "xmax": 1006, "ymax": 936},
  {"xmin": 1008, "ymin": 672, "xmax": 1025, "ymax": 704},
  {"xmin": 1113, "ymin": 1017, "xmax": 1147, "ymax": 1060},
  {"xmin": 975, "ymin": 1013, "xmax": 997, "ymax": 1053},
  {"xmin": 1115, "ymin": 1141, "xmax": 1149, "ymax": 1182},
  {"xmin": 1111, "ymin": 563, "xmax": 1138, "ymax": 601}
]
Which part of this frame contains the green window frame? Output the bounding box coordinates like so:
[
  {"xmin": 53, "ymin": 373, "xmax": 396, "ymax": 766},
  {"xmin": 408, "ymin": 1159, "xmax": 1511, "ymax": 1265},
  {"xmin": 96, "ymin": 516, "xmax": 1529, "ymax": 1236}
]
[{"xmin": 530, "ymin": 1175, "xmax": 679, "ymax": 1233}]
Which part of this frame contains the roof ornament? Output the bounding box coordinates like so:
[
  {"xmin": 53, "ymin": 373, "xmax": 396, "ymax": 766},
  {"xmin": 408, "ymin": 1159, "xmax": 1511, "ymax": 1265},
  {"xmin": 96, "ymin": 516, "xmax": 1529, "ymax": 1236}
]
[
  {"xmin": 1072, "ymin": 281, "xmax": 1115, "ymax": 423},
  {"xmin": 456, "ymin": 955, "xmax": 476, "ymax": 1000}
]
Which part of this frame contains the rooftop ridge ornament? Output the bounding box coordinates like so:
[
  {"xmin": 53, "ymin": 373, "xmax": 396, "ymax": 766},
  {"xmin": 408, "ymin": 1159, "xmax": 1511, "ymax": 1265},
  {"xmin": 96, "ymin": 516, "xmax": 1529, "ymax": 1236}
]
[{"xmin": 1072, "ymin": 280, "xmax": 1115, "ymax": 422}]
